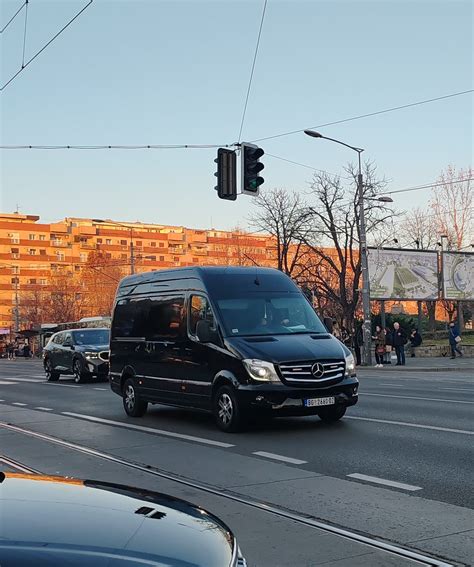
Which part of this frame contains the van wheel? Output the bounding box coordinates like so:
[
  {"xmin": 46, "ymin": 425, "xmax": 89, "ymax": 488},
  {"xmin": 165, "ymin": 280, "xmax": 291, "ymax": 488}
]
[
  {"xmin": 123, "ymin": 378, "xmax": 148, "ymax": 417},
  {"xmin": 44, "ymin": 359, "xmax": 60, "ymax": 382},
  {"xmin": 318, "ymin": 405, "xmax": 346, "ymax": 423},
  {"xmin": 213, "ymin": 386, "xmax": 243, "ymax": 432}
]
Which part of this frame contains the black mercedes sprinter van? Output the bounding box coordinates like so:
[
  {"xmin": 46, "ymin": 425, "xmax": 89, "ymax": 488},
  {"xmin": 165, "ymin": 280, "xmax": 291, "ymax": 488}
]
[{"xmin": 109, "ymin": 267, "xmax": 358, "ymax": 431}]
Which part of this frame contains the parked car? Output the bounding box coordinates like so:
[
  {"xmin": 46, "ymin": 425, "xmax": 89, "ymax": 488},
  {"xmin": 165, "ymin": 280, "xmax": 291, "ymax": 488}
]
[
  {"xmin": 0, "ymin": 472, "xmax": 246, "ymax": 566},
  {"xmin": 43, "ymin": 328, "xmax": 110, "ymax": 383},
  {"xmin": 109, "ymin": 267, "xmax": 358, "ymax": 431}
]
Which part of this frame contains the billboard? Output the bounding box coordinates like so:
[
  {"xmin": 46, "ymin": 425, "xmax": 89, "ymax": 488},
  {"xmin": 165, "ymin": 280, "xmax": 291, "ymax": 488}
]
[
  {"xmin": 368, "ymin": 248, "xmax": 439, "ymax": 300},
  {"xmin": 442, "ymin": 252, "xmax": 474, "ymax": 300}
]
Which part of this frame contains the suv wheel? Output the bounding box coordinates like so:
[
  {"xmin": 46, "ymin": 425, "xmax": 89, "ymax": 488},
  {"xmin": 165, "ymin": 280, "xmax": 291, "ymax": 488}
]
[
  {"xmin": 44, "ymin": 358, "xmax": 60, "ymax": 382},
  {"xmin": 73, "ymin": 359, "xmax": 87, "ymax": 384},
  {"xmin": 213, "ymin": 385, "xmax": 243, "ymax": 432},
  {"xmin": 123, "ymin": 378, "xmax": 148, "ymax": 417},
  {"xmin": 318, "ymin": 405, "xmax": 346, "ymax": 423}
]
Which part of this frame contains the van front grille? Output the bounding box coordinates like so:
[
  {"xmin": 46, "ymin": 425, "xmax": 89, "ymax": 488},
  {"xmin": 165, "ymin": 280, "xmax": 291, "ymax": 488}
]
[{"xmin": 278, "ymin": 360, "xmax": 345, "ymax": 386}]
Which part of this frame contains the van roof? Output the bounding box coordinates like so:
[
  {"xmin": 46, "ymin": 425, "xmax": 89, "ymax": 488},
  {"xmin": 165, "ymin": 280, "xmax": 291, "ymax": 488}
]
[{"xmin": 116, "ymin": 266, "xmax": 297, "ymax": 296}]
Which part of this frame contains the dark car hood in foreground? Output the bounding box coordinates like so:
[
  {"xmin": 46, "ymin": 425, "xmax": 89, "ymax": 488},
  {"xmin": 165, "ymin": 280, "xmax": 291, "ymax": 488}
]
[
  {"xmin": 0, "ymin": 473, "xmax": 235, "ymax": 567},
  {"xmin": 225, "ymin": 332, "xmax": 348, "ymax": 363}
]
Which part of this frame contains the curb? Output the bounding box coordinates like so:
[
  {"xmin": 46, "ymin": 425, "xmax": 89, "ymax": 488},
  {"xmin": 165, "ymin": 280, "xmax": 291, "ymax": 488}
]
[{"xmin": 360, "ymin": 366, "xmax": 469, "ymax": 373}]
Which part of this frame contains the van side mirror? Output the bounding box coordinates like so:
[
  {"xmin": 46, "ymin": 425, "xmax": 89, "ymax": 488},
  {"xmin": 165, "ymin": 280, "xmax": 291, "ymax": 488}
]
[{"xmin": 196, "ymin": 320, "xmax": 218, "ymax": 344}]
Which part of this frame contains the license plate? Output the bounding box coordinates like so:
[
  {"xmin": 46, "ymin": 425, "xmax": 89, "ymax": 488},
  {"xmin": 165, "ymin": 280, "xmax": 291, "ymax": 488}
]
[{"xmin": 304, "ymin": 396, "xmax": 335, "ymax": 407}]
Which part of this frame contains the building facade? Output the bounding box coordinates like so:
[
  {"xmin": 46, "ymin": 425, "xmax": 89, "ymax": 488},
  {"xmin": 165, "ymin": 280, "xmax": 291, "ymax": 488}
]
[{"xmin": 0, "ymin": 213, "xmax": 276, "ymax": 331}]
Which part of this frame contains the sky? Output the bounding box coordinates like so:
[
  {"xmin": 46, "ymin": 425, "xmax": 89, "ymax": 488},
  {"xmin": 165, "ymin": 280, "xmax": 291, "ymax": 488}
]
[{"xmin": 0, "ymin": 0, "xmax": 472, "ymax": 232}]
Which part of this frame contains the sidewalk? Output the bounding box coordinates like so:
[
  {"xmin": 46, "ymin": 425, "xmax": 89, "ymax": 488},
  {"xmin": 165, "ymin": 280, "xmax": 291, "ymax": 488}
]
[{"xmin": 360, "ymin": 356, "xmax": 473, "ymax": 373}]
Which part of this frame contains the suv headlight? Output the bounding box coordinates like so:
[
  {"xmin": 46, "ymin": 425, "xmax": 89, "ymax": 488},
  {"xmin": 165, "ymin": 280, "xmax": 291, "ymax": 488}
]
[
  {"xmin": 345, "ymin": 353, "xmax": 356, "ymax": 376},
  {"xmin": 84, "ymin": 352, "xmax": 99, "ymax": 359},
  {"xmin": 243, "ymin": 359, "xmax": 281, "ymax": 383}
]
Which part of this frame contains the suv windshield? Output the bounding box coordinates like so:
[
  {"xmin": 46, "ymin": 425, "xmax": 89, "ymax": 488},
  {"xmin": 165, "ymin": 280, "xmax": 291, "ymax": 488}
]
[
  {"xmin": 215, "ymin": 293, "xmax": 327, "ymax": 337},
  {"xmin": 72, "ymin": 329, "xmax": 110, "ymax": 346}
]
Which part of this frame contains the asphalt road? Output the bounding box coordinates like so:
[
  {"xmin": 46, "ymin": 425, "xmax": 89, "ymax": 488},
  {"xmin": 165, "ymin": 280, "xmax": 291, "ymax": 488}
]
[{"xmin": 1, "ymin": 358, "xmax": 473, "ymax": 566}]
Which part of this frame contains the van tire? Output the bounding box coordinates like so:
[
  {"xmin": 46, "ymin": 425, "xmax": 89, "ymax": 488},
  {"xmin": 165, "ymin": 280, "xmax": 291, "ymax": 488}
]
[
  {"xmin": 213, "ymin": 385, "xmax": 243, "ymax": 432},
  {"xmin": 318, "ymin": 405, "xmax": 346, "ymax": 423},
  {"xmin": 123, "ymin": 378, "xmax": 148, "ymax": 417}
]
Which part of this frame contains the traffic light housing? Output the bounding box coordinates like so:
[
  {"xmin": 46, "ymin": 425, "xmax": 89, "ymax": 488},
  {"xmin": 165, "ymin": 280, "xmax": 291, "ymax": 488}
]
[
  {"xmin": 214, "ymin": 148, "xmax": 237, "ymax": 200},
  {"xmin": 241, "ymin": 142, "xmax": 264, "ymax": 195}
]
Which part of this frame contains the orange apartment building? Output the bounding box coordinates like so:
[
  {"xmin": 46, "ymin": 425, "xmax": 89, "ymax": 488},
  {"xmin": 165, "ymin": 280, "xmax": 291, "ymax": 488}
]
[{"xmin": 0, "ymin": 212, "xmax": 276, "ymax": 332}]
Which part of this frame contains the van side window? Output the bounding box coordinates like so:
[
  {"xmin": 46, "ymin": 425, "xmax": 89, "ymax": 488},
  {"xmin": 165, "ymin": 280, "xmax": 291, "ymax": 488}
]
[
  {"xmin": 147, "ymin": 296, "xmax": 185, "ymax": 340},
  {"xmin": 189, "ymin": 295, "xmax": 215, "ymax": 336},
  {"xmin": 112, "ymin": 299, "xmax": 147, "ymax": 338}
]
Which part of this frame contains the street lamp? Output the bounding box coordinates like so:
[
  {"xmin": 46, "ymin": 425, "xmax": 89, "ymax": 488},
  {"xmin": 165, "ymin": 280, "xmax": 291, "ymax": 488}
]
[
  {"xmin": 92, "ymin": 219, "xmax": 135, "ymax": 275},
  {"xmin": 304, "ymin": 129, "xmax": 373, "ymax": 366}
]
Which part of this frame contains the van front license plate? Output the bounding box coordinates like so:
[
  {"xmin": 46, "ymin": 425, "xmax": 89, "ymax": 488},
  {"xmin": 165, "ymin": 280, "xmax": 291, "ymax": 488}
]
[{"xmin": 304, "ymin": 397, "xmax": 335, "ymax": 407}]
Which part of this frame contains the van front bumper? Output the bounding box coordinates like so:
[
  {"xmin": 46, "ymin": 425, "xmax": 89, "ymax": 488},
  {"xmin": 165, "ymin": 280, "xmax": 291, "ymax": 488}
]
[{"xmin": 236, "ymin": 376, "xmax": 358, "ymax": 415}]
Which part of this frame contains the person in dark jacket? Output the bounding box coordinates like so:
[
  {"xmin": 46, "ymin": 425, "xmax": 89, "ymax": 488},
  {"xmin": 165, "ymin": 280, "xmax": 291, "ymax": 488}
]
[
  {"xmin": 392, "ymin": 322, "xmax": 407, "ymax": 366},
  {"xmin": 383, "ymin": 327, "xmax": 393, "ymax": 364},
  {"xmin": 409, "ymin": 329, "xmax": 422, "ymax": 357},
  {"xmin": 448, "ymin": 321, "xmax": 463, "ymax": 359}
]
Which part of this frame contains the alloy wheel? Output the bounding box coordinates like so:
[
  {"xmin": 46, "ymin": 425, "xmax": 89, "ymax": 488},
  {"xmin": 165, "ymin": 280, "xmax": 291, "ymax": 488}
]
[
  {"xmin": 125, "ymin": 384, "xmax": 136, "ymax": 412},
  {"xmin": 218, "ymin": 393, "xmax": 233, "ymax": 425}
]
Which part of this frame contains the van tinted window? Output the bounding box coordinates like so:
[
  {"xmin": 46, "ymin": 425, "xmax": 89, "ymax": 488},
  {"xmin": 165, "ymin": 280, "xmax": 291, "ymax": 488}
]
[
  {"xmin": 189, "ymin": 295, "xmax": 215, "ymax": 336},
  {"xmin": 112, "ymin": 296, "xmax": 185, "ymax": 340}
]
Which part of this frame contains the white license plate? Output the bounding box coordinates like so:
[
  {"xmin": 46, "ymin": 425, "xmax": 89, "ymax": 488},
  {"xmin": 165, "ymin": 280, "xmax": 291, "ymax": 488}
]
[{"xmin": 304, "ymin": 397, "xmax": 335, "ymax": 407}]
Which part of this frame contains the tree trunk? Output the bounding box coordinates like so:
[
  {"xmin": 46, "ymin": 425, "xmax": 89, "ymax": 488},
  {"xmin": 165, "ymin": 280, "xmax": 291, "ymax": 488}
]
[
  {"xmin": 425, "ymin": 301, "xmax": 436, "ymax": 332},
  {"xmin": 457, "ymin": 303, "xmax": 464, "ymax": 331}
]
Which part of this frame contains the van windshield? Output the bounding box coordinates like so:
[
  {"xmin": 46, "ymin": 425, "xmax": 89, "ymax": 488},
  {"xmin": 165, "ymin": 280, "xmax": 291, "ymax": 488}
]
[{"xmin": 215, "ymin": 293, "xmax": 327, "ymax": 337}]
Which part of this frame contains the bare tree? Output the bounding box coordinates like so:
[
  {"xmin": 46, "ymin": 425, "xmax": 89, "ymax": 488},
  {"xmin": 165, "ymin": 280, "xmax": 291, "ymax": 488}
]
[
  {"xmin": 431, "ymin": 165, "xmax": 473, "ymax": 249},
  {"xmin": 81, "ymin": 251, "xmax": 123, "ymax": 317},
  {"xmin": 47, "ymin": 274, "xmax": 85, "ymax": 323},
  {"xmin": 304, "ymin": 162, "xmax": 393, "ymax": 330},
  {"xmin": 249, "ymin": 188, "xmax": 311, "ymax": 281}
]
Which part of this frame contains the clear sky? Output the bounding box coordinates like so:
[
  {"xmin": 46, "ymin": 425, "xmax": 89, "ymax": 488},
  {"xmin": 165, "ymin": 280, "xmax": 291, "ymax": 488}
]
[{"xmin": 1, "ymin": 0, "xmax": 472, "ymax": 231}]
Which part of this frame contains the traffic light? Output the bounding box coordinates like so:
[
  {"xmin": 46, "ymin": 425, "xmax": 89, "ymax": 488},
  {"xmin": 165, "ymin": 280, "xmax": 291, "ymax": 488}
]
[
  {"xmin": 214, "ymin": 148, "xmax": 237, "ymax": 200},
  {"xmin": 241, "ymin": 142, "xmax": 264, "ymax": 195}
]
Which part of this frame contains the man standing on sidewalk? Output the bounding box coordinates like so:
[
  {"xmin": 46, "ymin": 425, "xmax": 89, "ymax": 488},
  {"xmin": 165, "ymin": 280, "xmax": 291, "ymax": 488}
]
[
  {"xmin": 448, "ymin": 321, "xmax": 463, "ymax": 359},
  {"xmin": 392, "ymin": 322, "xmax": 407, "ymax": 366}
]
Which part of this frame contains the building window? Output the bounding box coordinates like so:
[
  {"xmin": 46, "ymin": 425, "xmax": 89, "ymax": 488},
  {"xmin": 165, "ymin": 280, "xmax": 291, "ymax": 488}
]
[
  {"xmin": 28, "ymin": 278, "xmax": 37, "ymax": 285},
  {"xmin": 74, "ymin": 265, "xmax": 81, "ymax": 272},
  {"xmin": 106, "ymin": 253, "xmax": 112, "ymax": 259},
  {"xmin": 148, "ymin": 255, "xmax": 156, "ymax": 261},
  {"xmin": 106, "ymin": 239, "xmax": 112, "ymax": 245},
  {"xmin": 11, "ymin": 266, "xmax": 19, "ymax": 274},
  {"xmin": 174, "ymin": 256, "xmax": 179, "ymax": 262},
  {"xmin": 97, "ymin": 238, "xmax": 102, "ymax": 244},
  {"xmin": 39, "ymin": 234, "xmax": 46, "ymax": 241},
  {"xmin": 159, "ymin": 242, "xmax": 165, "ymax": 247},
  {"xmin": 136, "ymin": 241, "xmax": 142, "ymax": 248},
  {"xmin": 10, "ymin": 234, "xmax": 20, "ymax": 244},
  {"xmin": 40, "ymin": 249, "xmax": 46, "ymax": 256},
  {"xmin": 150, "ymin": 242, "xmax": 156, "ymax": 247},
  {"xmin": 29, "ymin": 249, "xmax": 36, "ymax": 255},
  {"xmin": 11, "ymin": 277, "xmax": 19, "ymax": 284},
  {"xmin": 121, "ymin": 253, "xmax": 127, "ymax": 260},
  {"xmin": 120, "ymin": 239, "xmax": 127, "ymax": 246},
  {"xmin": 80, "ymin": 253, "xmax": 87, "ymax": 263},
  {"xmin": 39, "ymin": 279, "xmax": 47, "ymax": 285},
  {"xmin": 56, "ymin": 252, "xmax": 65, "ymax": 261},
  {"xmin": 159, "ymin": 256, "xmax": 164, "ymax": 262},
  {"xmin": 29, "ymin": 234, "xmax": 35, "ymax": 240}
]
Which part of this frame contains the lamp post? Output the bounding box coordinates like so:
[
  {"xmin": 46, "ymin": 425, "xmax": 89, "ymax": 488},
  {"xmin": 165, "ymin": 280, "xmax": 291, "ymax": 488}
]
[
  {"xmin": 93, "ymin": 219, "xmax": 135, "ymax": 275},
  {"xmin": 304, "ymin": 130, "xmax": 392, "ymax": 366}
]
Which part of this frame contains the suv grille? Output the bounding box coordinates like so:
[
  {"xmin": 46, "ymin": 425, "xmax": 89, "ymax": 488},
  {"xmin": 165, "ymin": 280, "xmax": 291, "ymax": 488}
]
[{"xmin": 279, "ymin": 360, "xmax": 345, "ymax": 386}]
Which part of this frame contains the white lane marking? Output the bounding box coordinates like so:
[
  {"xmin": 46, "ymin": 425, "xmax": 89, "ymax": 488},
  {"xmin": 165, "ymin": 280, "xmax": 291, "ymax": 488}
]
[
  {"xmin": 361, "ymin": 392, "xmax": 474, "ymax": 404},
  {"xmin": 379, "ymin": 383, "xmax": 404, "ymax": 387},
  {"xmin": 12, "ymin": 402, "xmax": 27, "ymax": 406},
  {"xmin": 347, "ymin": 473, "xmax": 422, "ymax": 492},
  {"xmin": 0, "ymin": 381, "xmax": 19, "ymax": 385},
  {"xmin": 252, "ymin": 451, "xmax": 307, "ymax": 465},
  {"xmin": 61, "ymin": 412, "xmax": 235, "ymax": 448},
  {"xmin": 35, "ymin": 407, "xmax": 53, "ymax": 411},
  {"xmin": 346, "ymin": 415, "xmax": 474, "ymax": 435},
  {"xmin": 1, "ymin": 377, "xmax": 43, "ymax": 383},
  {"xmin": 0, "ymin": 399, "xmax": 4, "ymax": 402},
  {"xmin": 440, "ymin": 387, "xmax": 474, "ymax": 392},
  {"xmin": 42, "ymin": 383, "xmax": 80, "ymax": 389},
  {"xmin": 93, "ymin": 387, "xmax": 107, "ymax": 391}
]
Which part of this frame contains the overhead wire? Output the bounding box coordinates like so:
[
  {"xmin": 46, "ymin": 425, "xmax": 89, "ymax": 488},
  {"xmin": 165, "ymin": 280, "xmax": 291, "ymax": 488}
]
[
  {"xmin": 1, "ymin": 0, "xmax": 94, "ymax": 92},
  {"xmin": 21, "ymin": 0, "xmax": 28, "ymax": 67},
  {"xmin": 0, "ymin": 1, "xmax": 26, "ymax": 34},
  {"xmin": 237, "ymin": 0, "xmax": 268, "ymax": 143},
  {"xmin": 0, "ymin": 143, "xmax": 235, "ymax": 149},
  {"xmin": 250, "ymin": 89, "xmax": 474, "ymax": 143}
]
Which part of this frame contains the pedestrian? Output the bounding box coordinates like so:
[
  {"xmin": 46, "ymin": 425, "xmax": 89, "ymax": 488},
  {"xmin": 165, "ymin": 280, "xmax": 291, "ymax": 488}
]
[
  {"xmin": 448, "ymin": 321, "xmax": 463, "ymax": 359},
  {"xmin": 23, "ymin": 340, "xmax": 31, "ymax": 359},
  {"xmin": 341, "ymin": 325, "xmax": 351, "ymax": 348},
  {"xmin": 409, "ymin": 328, "xmax": 422, "ymax": 357},
  {"xmin": 392, "ymin": 322, "xmax": 407, "ymax": 366},
  {"xmin": 353, "ymin": 323, "xmax": 363, "ymax": 366},
  {"xmin": 372, "ymin": 325, "xmax": 385, "ymax": 367},
  {"xmin": 6, "ymin": 341, "xmax": 15, "ymax": 360},
  {"xmin": 332, "ymin": 320, "xmax": 342, "ymax": 340},
  {"xmin": 383, "ymin": 327, "xmax": 393, "ymax": 364}
]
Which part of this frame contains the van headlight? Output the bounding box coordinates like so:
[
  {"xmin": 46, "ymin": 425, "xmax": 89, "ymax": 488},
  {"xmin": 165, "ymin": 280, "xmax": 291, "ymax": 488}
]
[
  {"xmin": 243, "ymin": 359, "xmax": 281, "ymax": 383},
  {"xmin": 345, "ymin": 353, "xmax": 356, "ymax": 376}
]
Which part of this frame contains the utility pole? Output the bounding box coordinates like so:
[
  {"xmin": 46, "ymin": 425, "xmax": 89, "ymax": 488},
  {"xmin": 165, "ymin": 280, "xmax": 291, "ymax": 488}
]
[
  {"xmin": 416, "ymin": 239, "xmax": 422, "ymax": 330},
  {"xmin": 130, "ymin": 233, "xmax": 135, "ymax": 275},
  {"xmin": 13, "ymin": 274, "xmax": 20, "ymax": 333}
]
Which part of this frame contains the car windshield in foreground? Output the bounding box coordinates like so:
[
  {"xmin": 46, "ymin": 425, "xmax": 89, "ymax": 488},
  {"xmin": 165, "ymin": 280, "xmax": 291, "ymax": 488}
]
[
  {"xmin": 215, "ymin": 293, "xmax": 327, "ymax": 337},
  {"xmin": 73, "ymin": 330, "xmax": 110, "ymax": 345}
]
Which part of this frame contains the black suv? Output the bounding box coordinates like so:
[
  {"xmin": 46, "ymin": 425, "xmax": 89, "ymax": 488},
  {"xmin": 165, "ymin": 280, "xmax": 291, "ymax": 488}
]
[{"xmin": 43, "ymin": 328, "xmax": 110, "ymax": 383}]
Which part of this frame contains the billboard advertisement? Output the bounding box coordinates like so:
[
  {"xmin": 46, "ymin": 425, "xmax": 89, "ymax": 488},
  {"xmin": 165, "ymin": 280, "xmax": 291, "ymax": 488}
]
[
  {"xmin": 442, "ymin": 252, "xmax": 474, "ymax": 300},
  {"xmin": 368, "ymin": 248, "xmax": 439, "ymax": 300}
]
